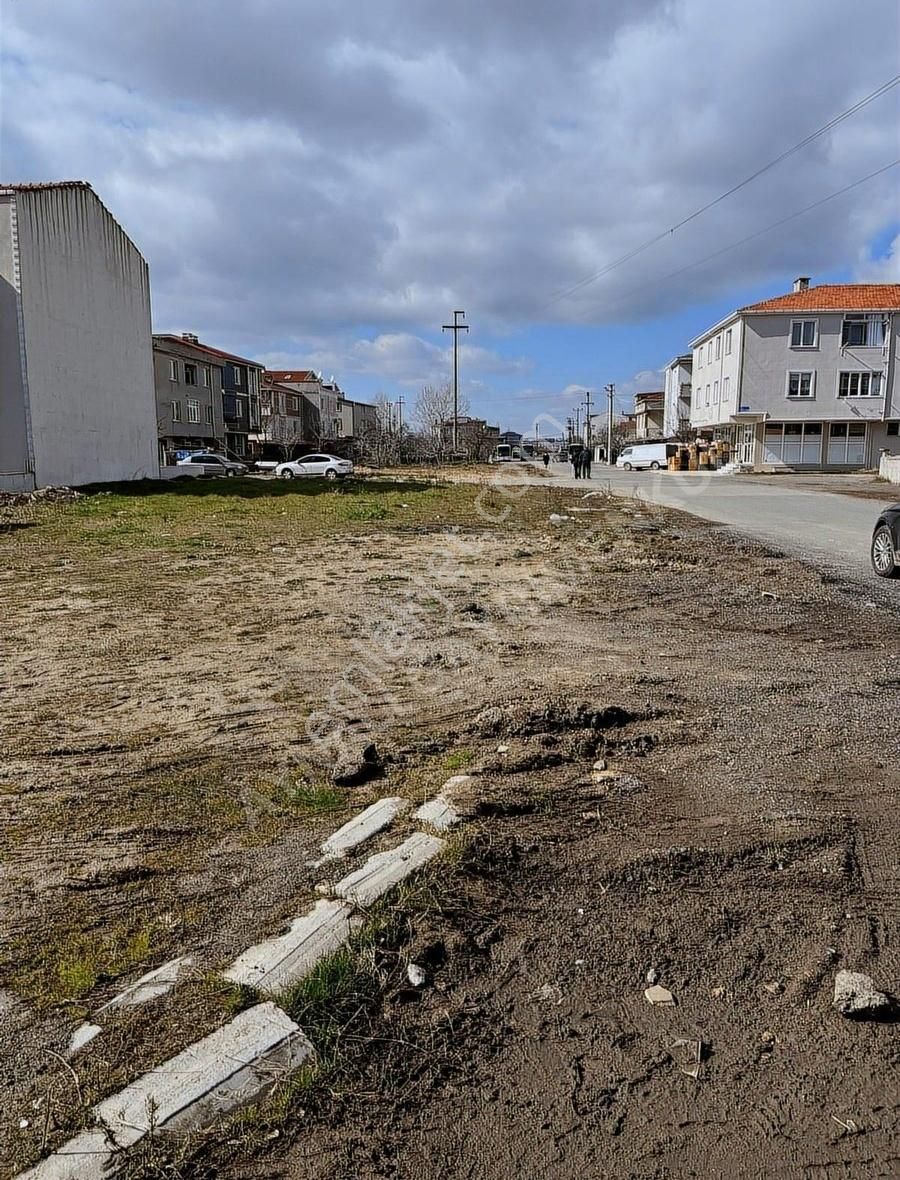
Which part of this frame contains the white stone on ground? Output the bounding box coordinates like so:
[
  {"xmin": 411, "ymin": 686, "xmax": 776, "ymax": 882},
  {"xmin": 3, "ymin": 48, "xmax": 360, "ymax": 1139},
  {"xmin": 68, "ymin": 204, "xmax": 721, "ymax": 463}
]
[
  {"xmin": 330, "ymin": 831, "xmax": 446, "ymax": 907},
  {"xmin": 97, "ymin": 955, "xmax": 196, "ymax": 1015},
  {"xmin": 19, "ymin": 1003, "xmax": 311, "ymax": 1180},
  {"xmin": 66, "ymin": 1022, "xmax": 102, "ymax": 1057},
  {"xmin": 223, "ymin": 899, "xmax": 360, "ymax": 994},
  {"xmin": 318, "ymin": 797, "xmax": 410, "ymax": 861},
  {"xmin": 414, "ymin": 774, "xmax": 473, "ymax": 831}
]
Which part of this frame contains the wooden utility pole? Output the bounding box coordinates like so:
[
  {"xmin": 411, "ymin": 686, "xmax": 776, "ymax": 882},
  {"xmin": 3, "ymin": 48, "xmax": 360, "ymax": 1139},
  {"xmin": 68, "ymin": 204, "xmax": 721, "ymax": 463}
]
[{"xmin": 442, "ymin": 310, "xmax": 468, "ymax": 453}]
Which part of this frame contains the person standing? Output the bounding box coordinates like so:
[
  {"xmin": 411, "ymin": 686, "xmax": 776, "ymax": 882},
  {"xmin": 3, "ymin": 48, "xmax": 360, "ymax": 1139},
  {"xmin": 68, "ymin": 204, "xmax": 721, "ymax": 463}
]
[
  {"xmin": 582, "ymin": 445, "xmax": 592, "ymax": 479},
  {"xmin": 542, "ymin": 452, "xmax": 550, "ymax": 469},
  {"xmin": 572, "ymin": 447, "xmax": 582, "ymax": 479}
]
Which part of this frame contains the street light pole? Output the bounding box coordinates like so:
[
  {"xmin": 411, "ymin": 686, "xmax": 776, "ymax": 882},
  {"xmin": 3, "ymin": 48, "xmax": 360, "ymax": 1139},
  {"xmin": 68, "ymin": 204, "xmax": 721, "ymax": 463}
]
[
  {"xmin": 584, "ymin": 389, "xmax": 593, "ymax": 449},
  {"xmin": 442, "ymin": 310, "xmax": 469, "ymax": 454},
  {"xmin": 605, "ymin": 383, "xmax": 615, "ymax": 465}
]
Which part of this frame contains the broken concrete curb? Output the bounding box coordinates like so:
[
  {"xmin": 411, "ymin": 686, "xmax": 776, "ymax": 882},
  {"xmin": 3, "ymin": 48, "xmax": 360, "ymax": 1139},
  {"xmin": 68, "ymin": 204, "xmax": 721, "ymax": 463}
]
[
  {"xmin": 223, "ymin": 899, "xmax": 360, "ymax": 995},
  {"xmin": 330, "ymin": 831, "xmax": 446, "ymax": 907},
  {"xmin": 319, "ymin": 797, "xmax": 410, "ymax": 861},
  {"xmin": 21, "ymin": 1003, "xmax": 312, "ymax": 1180}
]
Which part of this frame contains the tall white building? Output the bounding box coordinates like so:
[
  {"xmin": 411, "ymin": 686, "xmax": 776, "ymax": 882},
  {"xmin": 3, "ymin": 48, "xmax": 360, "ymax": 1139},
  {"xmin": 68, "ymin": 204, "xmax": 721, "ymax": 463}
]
[{"xmin": 0, "ymin": 182, "xmax": 158, "ymax": 490}]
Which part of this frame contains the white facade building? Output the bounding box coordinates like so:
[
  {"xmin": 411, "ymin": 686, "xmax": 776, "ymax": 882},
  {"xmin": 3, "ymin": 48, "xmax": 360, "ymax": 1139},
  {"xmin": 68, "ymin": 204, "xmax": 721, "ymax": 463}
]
[
  {"xmin": 663, "ymin": 354, "xmax": 693, "ymax": 437},
  {"xmin": 0, "ymin": 182, "xmax": 158, "ymax": 490},
  {"xmin": 688, "ymin": 279, "xmax": 900, "ymax": 470}
]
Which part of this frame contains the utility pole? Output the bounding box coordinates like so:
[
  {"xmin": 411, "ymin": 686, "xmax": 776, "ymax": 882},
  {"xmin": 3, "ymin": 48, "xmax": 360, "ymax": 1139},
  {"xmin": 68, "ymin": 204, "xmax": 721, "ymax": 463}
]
[
  {"xmin": 605, "ymin": 383, "xmax": 615, "ymax": 465},
  {"xmin": 395, "ymin": 395, "xmax": 404, "ymax": 434},
  {"xmin": 584, "ymin": 389, "xmax": 593, "ymax": 449},
  {"xmin": 442, "ymin": 309, "xmax": 468, "ymax": 454},
  {"xmin": 573, "ymin": 405, "xmax": 581, "ymax": 443}
]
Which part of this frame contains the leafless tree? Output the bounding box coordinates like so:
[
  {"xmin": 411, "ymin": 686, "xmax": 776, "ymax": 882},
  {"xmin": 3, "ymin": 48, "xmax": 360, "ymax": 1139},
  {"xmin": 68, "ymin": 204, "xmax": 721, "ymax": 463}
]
[{"xmin": 414, "ymin": 383, "xmax": 471, "ymax": 461}]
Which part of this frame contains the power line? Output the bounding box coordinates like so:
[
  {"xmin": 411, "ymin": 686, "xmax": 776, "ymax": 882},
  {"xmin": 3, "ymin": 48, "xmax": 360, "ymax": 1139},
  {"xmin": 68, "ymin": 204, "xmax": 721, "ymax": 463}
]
[
  {"xmin": 620, "ymin": 158, "xmax": 900, "ymax": 300},
  {"xmin": 548, "ymin": 73, "xmax": 900, "ymax": 306}
]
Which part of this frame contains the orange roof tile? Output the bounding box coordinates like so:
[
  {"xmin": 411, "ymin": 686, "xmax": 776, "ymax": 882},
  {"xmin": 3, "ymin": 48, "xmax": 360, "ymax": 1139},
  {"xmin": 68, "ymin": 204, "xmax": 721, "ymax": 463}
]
[
  {"xmin": 742, "ymin": 284, "xmax": 900, "ymax": 313},
  {"xmin": 267, "ymin": 370, "xmax": 318, "ymax": 382}
]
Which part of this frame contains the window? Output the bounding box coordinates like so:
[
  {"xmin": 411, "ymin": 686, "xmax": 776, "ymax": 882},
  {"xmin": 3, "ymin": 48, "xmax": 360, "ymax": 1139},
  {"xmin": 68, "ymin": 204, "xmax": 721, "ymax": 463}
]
[
  {"xmin": 707, "ymin": 342, "xmax": 713, "ymax": 363},
  {"xmin": 705, "ymin": 384, "xmax": 710, "ymax": 406},
  {"xmin": 790, "ymin": 320, "xmax": 817, "ymax": 348},
  {"xmin": 827, "ymin": 422, "xmax": 866, "ymax": 465},
  {"xmin": 171, "ymin": 400, "xmax": 181, "ymax": 422},
  {"xmin": 787, "ymin": 371, "xmax": 815, "ymax": 398},
  {"xmin": 168, "ymin": 359, "xmax": 178, "ymax": 381},
  {"xmin": 887, "ymin": 422, "xmax": 899, "ymax": 437},
  {"xmin": 205, "ymin": 404, "xmax": 213, "ymax": 424},
  {"xmin": 725, "ymin": 329, "xmax": 732, "ymax": 355},
  {"xmin": 697, "ymin": 348, "xmax": 703, "ymax": 369},
  {"xmin": 838, "ymin": 371, "xmax": 882, "ymax": 398},
  {"xmin": 187, "ymin": 398, "xmax": 200, "ymax": 423},
  {"xmin": 289, "ymin": 395, "xmax": 300, "ymax": 412},
  {"xmin": 764, "ymin": 421, "xmax": 822, "ymax": 465},
  {"xmin": 184, "ymin": 363, "xmax": 198, "ymax": 386},
  {"xmin": 714, "ymin": 335, "xmax": 721, "ymax": 360},
  {"xmin": 233, "ymin": 367, "xmax": 242, "ymax": 387},
  {"xmin": 713, "ymin": 380, "xmax": 719, "ymax": 403},
  {"xmin": 842, "ymin": 315, "xmax": 886, "ymax": 348},
  {"xmin": 202, "ymin": 367, "xmax": 210, "ymax": 387},
  {"xmin": 723, "ymin": 376, "xmax": 731, "ymax": 403}
]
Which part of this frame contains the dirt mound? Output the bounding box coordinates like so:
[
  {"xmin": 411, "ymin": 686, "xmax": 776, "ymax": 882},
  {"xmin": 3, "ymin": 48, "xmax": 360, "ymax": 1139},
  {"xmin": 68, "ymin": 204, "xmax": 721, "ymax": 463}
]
[{"xmin": 472, "ymin": 699, "xmax": 636, "ymax": 738}]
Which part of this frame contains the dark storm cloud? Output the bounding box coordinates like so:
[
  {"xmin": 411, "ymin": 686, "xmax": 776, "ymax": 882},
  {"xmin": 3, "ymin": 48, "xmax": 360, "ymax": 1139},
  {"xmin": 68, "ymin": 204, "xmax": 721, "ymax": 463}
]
[{"xmin": 2, "ymin": 0, "xmax": 898, "ymax": 380}]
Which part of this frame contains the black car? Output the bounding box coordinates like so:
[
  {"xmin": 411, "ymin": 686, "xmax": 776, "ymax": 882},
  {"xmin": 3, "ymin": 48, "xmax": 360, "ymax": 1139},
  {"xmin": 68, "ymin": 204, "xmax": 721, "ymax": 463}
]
[{"xmin": 871, "ymin": 504, "xmax": 900, "ymax": 578}]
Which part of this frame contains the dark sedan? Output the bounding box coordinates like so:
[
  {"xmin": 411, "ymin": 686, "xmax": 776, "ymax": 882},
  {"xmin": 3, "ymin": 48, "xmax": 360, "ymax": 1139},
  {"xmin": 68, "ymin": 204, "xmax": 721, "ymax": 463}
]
[{"xmin": 871, "ymin": 504, "xmax": 900, "ymax": 578}]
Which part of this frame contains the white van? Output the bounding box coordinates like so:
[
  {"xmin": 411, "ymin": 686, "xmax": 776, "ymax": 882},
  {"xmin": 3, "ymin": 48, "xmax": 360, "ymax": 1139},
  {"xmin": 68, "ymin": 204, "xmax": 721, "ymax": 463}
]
[{"xmin": 616, "ymin": 442, "xmax": 675, "ymax": 471}]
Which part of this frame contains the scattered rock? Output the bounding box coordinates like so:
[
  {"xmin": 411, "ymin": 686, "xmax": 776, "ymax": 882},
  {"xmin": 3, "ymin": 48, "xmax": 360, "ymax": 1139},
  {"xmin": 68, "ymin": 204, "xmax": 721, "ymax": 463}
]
[
  {"xmin": 710, "ymin": 986, "xmax": 726, "ymax": 999},
  {"xmin": 406, "ymin": 963, "xmax": 427, "ymax": 988},
  {"xmin": 832, "ymin": 970, "xmax": 892, "ymax": 1018},
  {"xmin": 760, "ymin": 1029, "xmax": 776, "ymax": 1047},
  {"xmin": 549, "ymin": 513, "xmax": 572, "ymax": 524},
  {"xmin": 645, "ymin": 967, "xmax": 660, "ymax": 986},
  {"xmin": 645, "ymin": 984, "xmax": 676, "ymax": 1006},
  {"xmin": 497, "ymin": 744, "xmax": 510, "ymax": 754},
  {"xmin": 762, "ymin": 981, "xmax": 784, "ymax": 996},
  {"xmin": 669, "ymin": 1037, "xmax": 704, "ymax": 1079},
  {"xmin": 530, "ymin": 982, "xmax": 563, "ymax": 1006},
  {"xmin": 331, "ymin": 741, "xmax": 383, "ymax": 786},
  {"xmin": 593, "ymin": 758, "xmax": 607, "ymax": 772}
]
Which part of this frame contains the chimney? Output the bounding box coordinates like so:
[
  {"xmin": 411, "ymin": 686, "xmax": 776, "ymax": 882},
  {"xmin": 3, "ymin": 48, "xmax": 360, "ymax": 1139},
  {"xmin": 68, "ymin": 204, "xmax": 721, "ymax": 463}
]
[
  {"xmin": 793, "ymin": 276, "xmax": 810, "ymax": 293},
  {"xmin": 181, "ymin": 331, "xmax": 199, "ymax": 343}
]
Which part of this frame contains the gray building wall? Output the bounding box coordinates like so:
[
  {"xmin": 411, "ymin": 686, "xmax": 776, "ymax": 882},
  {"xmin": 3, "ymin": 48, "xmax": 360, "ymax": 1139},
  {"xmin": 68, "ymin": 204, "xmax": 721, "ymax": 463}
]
[
  {"xmin": 153, "ymin": 341, "xmax": 225, "ymax": 457},
  {"xmin": 0, "ymin": 195, "xmax": 32, "ymax": 489},
  {"xmin": 1, "ymin": 184, "xmax": 158, "ymax": 489}
]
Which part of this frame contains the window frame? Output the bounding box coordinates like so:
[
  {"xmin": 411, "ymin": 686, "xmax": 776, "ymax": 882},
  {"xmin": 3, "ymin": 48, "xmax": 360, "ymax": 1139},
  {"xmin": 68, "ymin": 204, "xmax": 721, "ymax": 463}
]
[
  {"xmin": 184, "ymin": 363, "xmax": 198, "ymax": 387},
  {"xmin": 786, "ymin": 370, "xmax": 815, "ymax": 399},
  {"xmin": 724, "ymin": 329, "xmax": 732, "ymax": 355},
  {"xmin": 204, "ymin": 404, "xmax": 213, "ymax": 424},
  {"xmin": 202, "ymin": 367, "xmax": 210, "ymax": 387},
  {"xmin": 842, "ymin": 314, "xmax": 886, "ymax": 348},
  {"xmin": 790, "ymin": 319, "xmax": 818, "ymax": 349},
  {"xmin": 186, "ymin": 398, "xmax": 201, "ymax": 424},
  {"xmin": 171, "ymin": 399, "xmax": 182, "ymax": 422},
  {"xmin": 168, "ymin": 358, "xmax": 178, "ymax": 381},
  {"xmin": 837, "ymin": 371, "xmax": 882, "ymax": 399}
]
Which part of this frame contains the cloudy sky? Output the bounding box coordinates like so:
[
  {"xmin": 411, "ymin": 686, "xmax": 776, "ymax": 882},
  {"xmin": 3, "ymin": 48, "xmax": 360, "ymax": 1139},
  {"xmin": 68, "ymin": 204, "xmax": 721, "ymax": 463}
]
[{"xmin": 2, "ymin": 0, "xmax": 899, "ymax": 432}]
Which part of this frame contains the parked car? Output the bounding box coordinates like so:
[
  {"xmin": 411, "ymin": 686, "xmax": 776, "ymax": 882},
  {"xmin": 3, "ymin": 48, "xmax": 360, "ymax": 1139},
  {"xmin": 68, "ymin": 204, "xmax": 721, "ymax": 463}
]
[
  {"xmin": 871, "ymin": 504, "xmax": 900, "ymax": 578},
  {"xmin": 616, "ymin": 442, "xmax": 676, "ymax": 471},
  {"xmin": 176, "ymin": 452, "xmax": 248, "ymax": 476},
  {"xmin": 275, "ymin": 454, "xmax": 354, "ymax": 480},
  {"xmin": 252, "ymin": 459, "xmax": 280, "ymax": 472}
]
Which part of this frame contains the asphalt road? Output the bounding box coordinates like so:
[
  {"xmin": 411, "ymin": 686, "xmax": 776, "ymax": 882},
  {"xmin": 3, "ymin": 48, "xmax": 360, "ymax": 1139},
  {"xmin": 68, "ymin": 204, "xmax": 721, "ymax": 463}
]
[{"xmin": 515, "ymin": 462, "xmax": 898, "ymax": 581}]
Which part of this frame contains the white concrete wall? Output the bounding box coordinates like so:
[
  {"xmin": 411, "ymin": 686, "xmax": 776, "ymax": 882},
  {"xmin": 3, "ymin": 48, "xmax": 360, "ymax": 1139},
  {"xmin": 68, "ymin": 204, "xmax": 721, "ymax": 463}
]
[
  {"xmin": 0, "ymin": 194, "xmax": 35, "ymax": 490},
  {"xmin": 14, "ymin": 185, "xmax": 159, "ymax": 487},
  {"xmin": 663, "ymin": 358, "xmax": 692, "ymax": 435},
  {"xmin": 690, "ymin": 317, "xmax": 742, "ymax": 429},
  {"xmin": 739, "ymin": 312, "xmax": 894, "ymax": 424},
  {"xmin": 879, "ymin": 453, "xmax": 900, "ymax": 483}
]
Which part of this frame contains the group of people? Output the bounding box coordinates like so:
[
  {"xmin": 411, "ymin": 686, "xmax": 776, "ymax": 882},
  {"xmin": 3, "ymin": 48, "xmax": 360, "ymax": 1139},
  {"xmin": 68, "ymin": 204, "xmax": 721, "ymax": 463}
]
[{"xmin": 571, "ymin": 445, "xmax": 593, "ymax": 479}]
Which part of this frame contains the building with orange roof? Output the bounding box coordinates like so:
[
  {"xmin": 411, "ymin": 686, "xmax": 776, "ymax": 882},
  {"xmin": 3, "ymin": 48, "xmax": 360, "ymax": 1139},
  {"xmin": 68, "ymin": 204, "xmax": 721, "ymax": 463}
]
[{"xmin": 688, "ymin": 277, "xmax": 900, "ymax": 470}]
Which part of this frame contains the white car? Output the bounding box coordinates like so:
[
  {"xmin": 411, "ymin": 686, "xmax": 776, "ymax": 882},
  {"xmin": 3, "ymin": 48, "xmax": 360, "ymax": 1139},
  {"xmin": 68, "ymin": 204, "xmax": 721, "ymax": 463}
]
[
  {"xmin": 176, "ymin": 452, "xmax": 248, "ymax": 476},
  {"xmin": 275, "ymin": 454, "xmax": 354, "ymax": 480}
]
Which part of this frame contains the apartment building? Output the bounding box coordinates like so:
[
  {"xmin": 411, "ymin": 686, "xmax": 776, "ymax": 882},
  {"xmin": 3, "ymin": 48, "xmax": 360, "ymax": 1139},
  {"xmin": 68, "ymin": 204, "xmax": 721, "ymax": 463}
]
[
  {"xmin": 689, "ymin": 279, "xmax": 900, "ymax": 470},
  {"xmin": 152, "ymin": 334, "xmax": 225, "ymax": 463},
  {"xmin": 254, "ymin": 373, "xmax": 320, "ymax": 459},
  {"xmin": 1, "ymin": 181, "xmax": 158, "ymax": 489},
  {"xmin": 663, "ymin": 355, "xmax": 693, "ymax": 438},
  {"xmin": 634, "ymin": 391, "xmax": 665, "ymax": 439}
]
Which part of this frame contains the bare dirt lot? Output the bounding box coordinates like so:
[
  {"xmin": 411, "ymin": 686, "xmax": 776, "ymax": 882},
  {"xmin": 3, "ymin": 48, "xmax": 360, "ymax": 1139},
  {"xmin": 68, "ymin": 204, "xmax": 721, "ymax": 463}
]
[{"xmin": 1, "ymin": 474, "xmax": 898, "ymax": 1179}]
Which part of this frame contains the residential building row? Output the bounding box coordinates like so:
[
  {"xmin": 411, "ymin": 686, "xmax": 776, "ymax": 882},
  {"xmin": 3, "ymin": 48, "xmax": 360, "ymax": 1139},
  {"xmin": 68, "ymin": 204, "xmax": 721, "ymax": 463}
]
[
  {"xmin": 0, "ymin": 180, "xmax": 378, "ymax": 490},
  {"xmin": 646, "ymin": 278, "xmax": 900, "ymax": 471}
]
